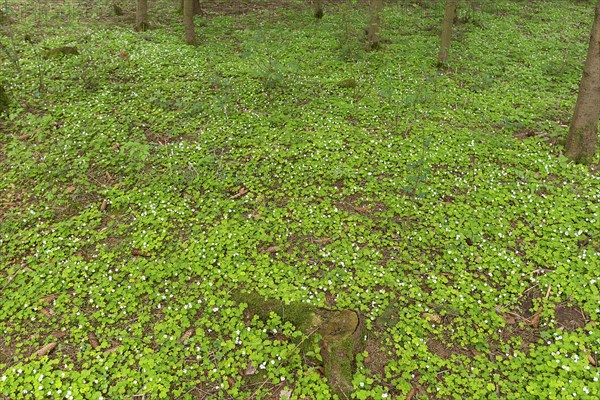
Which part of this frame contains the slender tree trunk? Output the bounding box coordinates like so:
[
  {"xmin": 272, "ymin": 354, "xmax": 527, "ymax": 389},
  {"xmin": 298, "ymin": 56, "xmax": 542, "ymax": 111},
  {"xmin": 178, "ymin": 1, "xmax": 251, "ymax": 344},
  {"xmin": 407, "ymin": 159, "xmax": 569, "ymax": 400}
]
[
  {"xmin": 179, "ymin": 0, "xmax": 202, "ymax": 15},
  {"xmin": 183, "ymin": 0, "xmax": 197, "ymax": 45},
  {"xmin": 366, "ymin": 0, "xmax": 383, "ymax": 51},
  {"xmin": 566, "ymin": 1, "xmax": 600, "ymax": 164},
  {"xmin": 135, "ymin": 0, "xmax": 149, "ymax": 32},
  {"xmin": 314, "ymin": 0, "xmax": 324, "ymax": 19},
  {"xmin": 438, "ymin": 0, "xmax": 459, "ymax": 64},
  {"xmin": 0, "ymin": 84, "xmax": 9, "ymax": 116}
]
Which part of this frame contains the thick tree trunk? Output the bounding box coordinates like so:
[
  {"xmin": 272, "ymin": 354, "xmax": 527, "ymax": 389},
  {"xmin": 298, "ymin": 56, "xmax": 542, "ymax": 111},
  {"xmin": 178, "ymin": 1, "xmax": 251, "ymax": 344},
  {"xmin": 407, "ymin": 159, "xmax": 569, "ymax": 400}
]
[
  {"xmin": 438, "ymin": 0, "xmax": 459, "ymax": 64},
  {"xmin": 366, "ymin": 0, "xmax": 383, "ymax": 51},
  {"xmin": 135, "ymin": 0, "xmax": 149, "ymax": 32},
  {"xmin": 314, "ymin": 0, "xmax": 324, "ymax": 19},
  {"xmin": 566, "ymin": 1, "xmax": 600, "ymax": 164},
  {"xmin": 183, "ymin": 0, "xmax": 197, "ymax": 45}
]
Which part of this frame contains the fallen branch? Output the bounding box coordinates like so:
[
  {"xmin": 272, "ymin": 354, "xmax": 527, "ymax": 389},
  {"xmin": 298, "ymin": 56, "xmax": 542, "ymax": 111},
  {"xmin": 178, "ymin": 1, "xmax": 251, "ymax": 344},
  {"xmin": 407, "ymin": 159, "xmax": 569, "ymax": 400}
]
[{"xmin": 35, "ymin": 342, "xmax": 57, "ymax": 357}]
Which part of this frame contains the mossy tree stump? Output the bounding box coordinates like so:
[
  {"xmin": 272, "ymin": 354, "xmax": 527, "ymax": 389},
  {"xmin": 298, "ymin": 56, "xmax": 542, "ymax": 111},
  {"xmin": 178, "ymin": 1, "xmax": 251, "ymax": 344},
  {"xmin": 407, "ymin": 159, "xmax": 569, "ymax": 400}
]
[{"xmin": 231, "ymin": 291, "xmax": 365, "ymax": 398}]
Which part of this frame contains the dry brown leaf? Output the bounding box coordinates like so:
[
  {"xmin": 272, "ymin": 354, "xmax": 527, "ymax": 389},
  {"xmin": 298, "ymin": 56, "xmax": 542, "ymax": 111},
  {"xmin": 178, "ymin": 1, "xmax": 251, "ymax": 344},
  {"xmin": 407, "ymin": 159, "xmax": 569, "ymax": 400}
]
[
  {"xmin": 131, "ymin": 249, "xmax": 149, "ymax": 257},
  {"xmin": 244, "ymin": 363, "xmax": 258, "ymax": 376},
  {"xmin": 35, "ymin": 342, "xmax": 57, "ymax": 357},
  {"xmin": 41, "ymin": 294, "xmax": 59, "ymax": 303},
  {"xmin": 588, "ymin": 353, "xmax": 597, "ymax": 366},
  {"xmin": 262, "ymin": 246, "xmax": 279, "ymax": 253},
  {"xmin": 406, "ymin": 386, "xmax": 418, "ymax": 400},
  {"xmin": 51, "ymin": 330, "xmax": 66, "ymax": 339},
  {"xmin": 528, "ymin": 305, "xmax": 543, "ymax": 329},
  {"xmin": 179, "ymin": 329, "xmax": 194, "ymax": 343},
  {"xmin": 231, "ymin": 187, "xmax": 248, "ymax": 199},
  {"xmin": 104, "ymin": 345, "xmax": 121, "ymax": 354},
  {"xmin": 422, "ymin": 313, "xmax": 442, "ymax": 324},
  {"xmin": 40, "ymin": 308, "xmax": 55, "ymax": 318},
  {"xmin": 502, "ymin": 314, "xmax": 516, "ymax": 325},
  {"xmin": 17, "ymin": 134, "xmax": 31, "ymax": 141},
  {"xmin": 100, "ymin": 198, "xmax": 108, "ymax": 211},
  {"xmin": 88, "ymin": 332, "xmax": 100, "ymax": 349}
]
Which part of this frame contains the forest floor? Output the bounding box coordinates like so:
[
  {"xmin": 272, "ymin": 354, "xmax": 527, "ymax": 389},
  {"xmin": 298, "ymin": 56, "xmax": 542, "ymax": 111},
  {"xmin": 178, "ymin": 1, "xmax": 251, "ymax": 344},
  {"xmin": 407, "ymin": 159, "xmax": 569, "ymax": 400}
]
[{"xmin": 1, "ymin": 0, "xmax": 599, "ymax": 399}]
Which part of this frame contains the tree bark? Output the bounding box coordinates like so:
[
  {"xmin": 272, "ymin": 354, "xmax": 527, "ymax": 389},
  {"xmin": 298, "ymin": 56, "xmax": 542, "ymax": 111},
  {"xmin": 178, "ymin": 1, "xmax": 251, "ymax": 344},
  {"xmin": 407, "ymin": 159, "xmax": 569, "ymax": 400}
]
[
  {"xmin": 566, "ymin": 1, "xmax": 600, "ymax": 164},
  {"xmin": 135, "ymin": 0, "xmax": 149, "ymax": 32},
  {"xmin": 314, "ymin": 0, "xmax": 324, "ymax": 19},
  {"xmin": 366, "ymin": 0, "xmax": 383, "ymax": 51},
  {"xmin": 183, "ymin": 0, "xmax": 197, "ymax": 45},
  {"xmin": 179, "ymin": 0, "xmax": 202, "ymax": 15},
  {"xmin": 438, "ymin": 0, "xmax": 459, "ymax": 64},
  {"xmin": 0, "ymin": 84, "xmax": 9, "ymax": 116}
]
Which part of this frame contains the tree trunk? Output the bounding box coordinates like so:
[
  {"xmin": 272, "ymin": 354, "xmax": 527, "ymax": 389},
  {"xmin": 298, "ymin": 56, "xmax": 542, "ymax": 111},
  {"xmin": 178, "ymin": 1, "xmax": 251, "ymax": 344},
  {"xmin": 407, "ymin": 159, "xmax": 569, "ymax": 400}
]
[
  {"xmin": 135, "ymin": 0, "xmax": 149, "ymax": 32},
  {"xmin": 438, "ymin": 0, "xmax": 459, "ymax": 64},
  {"xmin": 179, "ymin": 0, "xmax": 202, "ymax": 15},
  {"xmin": 566, "ymin": 1, "xmax": 600, "ymax": 164},
  {"xmin": 0, "ymin": 84, "xmax": 9, "ymax": 116},
  {"xmin": 314, "ymin": 0, "xmax": 324, "ymax": 19},
  {"xmin": 183, "ymin": 0, "xmax": 197, "ymax": 45},
  {"xmin": 366, "ymin": 0, "xmax": 383, "ymax": 51}
]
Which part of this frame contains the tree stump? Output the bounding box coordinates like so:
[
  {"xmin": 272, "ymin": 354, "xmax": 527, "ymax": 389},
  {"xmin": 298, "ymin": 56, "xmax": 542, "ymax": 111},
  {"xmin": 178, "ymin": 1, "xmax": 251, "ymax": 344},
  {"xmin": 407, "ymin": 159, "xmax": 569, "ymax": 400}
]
[{"xmin": 231, "ymin": 291, "xmax": 365, "ymax": 398}]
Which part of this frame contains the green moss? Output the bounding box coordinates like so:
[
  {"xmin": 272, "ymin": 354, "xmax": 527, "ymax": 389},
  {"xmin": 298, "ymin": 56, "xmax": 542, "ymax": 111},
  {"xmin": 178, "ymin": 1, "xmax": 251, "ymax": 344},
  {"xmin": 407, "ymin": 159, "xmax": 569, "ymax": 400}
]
[
  {"xmin": 43, "ymin": 46, "xmax": 79, "ymax": 59},
  {"xmin": 232, "ymin": 291, "xmax": 365, "ymax": 398},
  {"xmin": 319, "ymin": 310, "xmax": 364, "ymax": 398},
  {"xmin": 230, "ymin": 290, "xmax": 316, "ymax": 331},
  {"xmin": 337, "ymin": 78, "xmax": 358, "ymax": 88}
]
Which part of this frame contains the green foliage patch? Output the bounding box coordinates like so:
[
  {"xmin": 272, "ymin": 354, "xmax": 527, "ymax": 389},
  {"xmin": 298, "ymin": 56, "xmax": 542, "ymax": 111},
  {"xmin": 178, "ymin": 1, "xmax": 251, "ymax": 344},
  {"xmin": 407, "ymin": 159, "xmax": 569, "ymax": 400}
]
[{"xmin": 1, "ymin": 0, "xmax": 599, "ymax": 398}]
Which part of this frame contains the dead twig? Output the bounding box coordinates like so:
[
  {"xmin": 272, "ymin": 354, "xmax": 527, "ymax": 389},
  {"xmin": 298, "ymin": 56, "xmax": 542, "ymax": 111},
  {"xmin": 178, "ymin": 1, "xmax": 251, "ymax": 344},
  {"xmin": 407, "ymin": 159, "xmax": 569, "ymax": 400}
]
[{"xmin": 0, "ymin": 263, "xmax": 29, "ymax": 295}]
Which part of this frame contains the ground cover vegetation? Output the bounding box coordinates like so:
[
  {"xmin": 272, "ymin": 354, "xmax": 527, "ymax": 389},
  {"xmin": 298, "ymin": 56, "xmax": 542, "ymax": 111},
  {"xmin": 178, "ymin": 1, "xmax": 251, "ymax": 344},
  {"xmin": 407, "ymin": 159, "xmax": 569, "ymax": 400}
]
[{"xmin": 1, "ymin": 0, "xmax": 599, "ymax": 398}]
